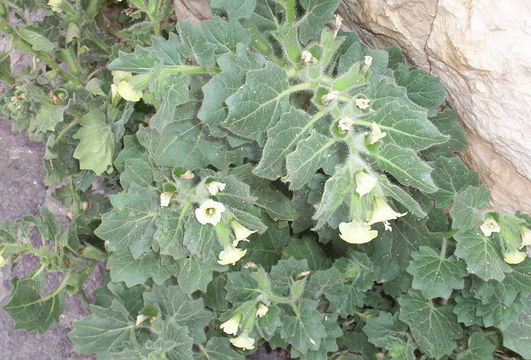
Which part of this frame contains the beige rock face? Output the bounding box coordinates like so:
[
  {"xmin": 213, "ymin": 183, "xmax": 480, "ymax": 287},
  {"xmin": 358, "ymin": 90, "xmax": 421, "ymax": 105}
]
[{"xmin": 339, "ymin": 0, "xmax": 531, "ymax": 213}]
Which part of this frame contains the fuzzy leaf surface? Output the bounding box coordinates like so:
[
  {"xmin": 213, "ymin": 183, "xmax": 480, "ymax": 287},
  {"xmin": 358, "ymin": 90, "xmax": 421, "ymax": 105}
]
[
  {"xmin": 398, "ymin": 292, "xmax": 462, "ymax": 359},
  {"xmin": 407, "ymin": 246, "xmax": 467, "ymax": 299}
]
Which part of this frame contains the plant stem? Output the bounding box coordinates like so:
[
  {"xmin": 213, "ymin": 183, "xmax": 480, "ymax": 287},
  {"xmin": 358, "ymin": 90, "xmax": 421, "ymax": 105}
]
[
  {"xmin": 440, "ymin": 237, "xmax": 448, "ymax": 258},
  {"xmin": 165, "ymin": 65, "xmax": 221, "ymax": 74},
  {"xmin": 36, "ymin": 53, "xmax": 82, "ymax": 85},
  {"xmin": 54, "ymin": 118, "xmax": 80, "ymax": 144},
  {"xmin": 286, "ymin": 0, "xmax": 297, "ymax": 24}
]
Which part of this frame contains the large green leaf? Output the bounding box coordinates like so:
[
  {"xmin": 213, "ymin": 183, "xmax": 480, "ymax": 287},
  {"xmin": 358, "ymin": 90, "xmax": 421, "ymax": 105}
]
[
  {"xmin": 363, "ymin": 312, "xmax": 416, "ymax": 360},
  {"xmin": 198, "ymin": 44, "xmax": 265, "ymax": 137},
  {"xmin": 454, "ymin": 229, "xmax": 512, "ymax": 282},
  {"xmin": 298, "ymin": 0, "xmax": 340, "ymax": 43},
  {"xmin": 312, "ymin": 164, "xmax": 355, "ymax": 229},
  {"xmin": 223, "ymin": 62, "xmax": 291, "ymax": 145},
  {"xmin": 450, "ymin": 185, "xmax": 490, "ymax": 231},
  {"xmin": 374, "ymin": 144, "xmax": 438, "ymax": 193},
  {"xmin": 3, "ymin": 278, "xmax": 64, "ymax": 334},
  {"xmin": 429, "ymin": 157, "xmax": 480, "ymax": 208},
  {"xmin": 177, "ymin": 18, "xmax": 250, "ymax": 67},
  {"xmin": 394, "ymin": 64, "xmax": 445, "ymax": 116},
  {"xmin": 398, "ymin": 291, "xmax": 462, "ymax": 359},
  {"xmin": 253, "ymin": 108, "xmax": 312, "ymax": 180},
  {"xmin": 502, "ymin": 296, "xmax": 531, "ymax": 359},
  {"xmin": 407, "ymin": 246, "xmax": 467, "ymax": 299},
  {"xmin": 283, "ymin": 130, "xmax": 334, "ymax": 190},
  {"xmin": 279, "ymin": 299, "xmax": 327, "ymax": 354},
  {"xmin": 95, "ymin": 184, "xmax": 159, "ymax": 258},
  {"xmin": 70, "ymin": 300, "xmax": 136, "ymax": 354},
  {"xmin": 362, "ymin": 101, "xmax": 448, "ymax": 151},
  {"xmin": 196, "ymin": 337, "xmax": 245, "ymax": 360},
  {"xmin": 456, "ymin": 332, "xmax": 494, "ymax": 360},
  {"xmin": 153, "ymin": 119, "xmax": 240, "ymax": 170},
  {"xmin": 210, "ymin": 0, "xmax": 257, "ymax": 19},
  {"xmin": 422, "ymin": 109, "xmax": 468, "ymax": 160},
  {"xmin": 107, "ymin": 248, "xmax": 179, "ymax": 287},
  {"xmin": 73, "ymin": 110, "xmax": 114, "ymax": 176}
]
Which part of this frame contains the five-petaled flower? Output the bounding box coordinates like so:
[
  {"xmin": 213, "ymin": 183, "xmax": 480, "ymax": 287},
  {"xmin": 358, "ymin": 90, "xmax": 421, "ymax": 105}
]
[
  {"xmin": 230, "ymin": 332, "xmax": 255, "ymax": 350},
  {"xmin": 338, "ymin": 220, "xmax": 378, "ymax": 244},
  {"xmin": 195, "ymin": 199, "xmax": 226, "ymax": 226},
  {"xmin": 220, "ymin": 314, "xmax": 241, "ymax": 335}
]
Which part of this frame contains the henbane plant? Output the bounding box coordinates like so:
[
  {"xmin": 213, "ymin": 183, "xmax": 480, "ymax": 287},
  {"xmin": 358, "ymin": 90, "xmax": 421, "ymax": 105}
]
[{"xmin": 0, "ymin": 0, "xmax": 529, "ymax": 359}]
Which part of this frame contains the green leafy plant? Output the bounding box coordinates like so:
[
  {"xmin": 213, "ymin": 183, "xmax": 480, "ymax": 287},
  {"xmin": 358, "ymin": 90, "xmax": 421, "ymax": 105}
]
[{"xmin": 0, "ymin": 0, "xmax": 530, "ymax": 359}]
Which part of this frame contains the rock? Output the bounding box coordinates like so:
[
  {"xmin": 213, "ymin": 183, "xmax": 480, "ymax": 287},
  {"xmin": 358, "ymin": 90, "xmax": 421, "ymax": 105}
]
[{"xmin": 339, "ymin": 0, "xmax": 531, "ymax": 213}]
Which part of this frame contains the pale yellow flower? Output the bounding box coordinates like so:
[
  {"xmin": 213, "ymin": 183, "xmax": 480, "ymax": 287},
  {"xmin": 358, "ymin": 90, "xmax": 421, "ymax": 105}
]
[
  {"xmin": 355, "ymin": 171, "xmax": 378, "ymax": 197},
  {"xmin": 367, "ymin": 197, "xmax": 406, "ymax": 225},
  {"xmin": 338, "ymin": 117, "xmax": 354, "ymax": 132},
  {"xmin": 480, "ymin": 216, "xmax": 500, "ymax": 237},
  {"xmin": 116, "ymin": 80, "xmax": 143, "ymax": 102},
  {"xmin": 504, "ymin": 250, "xmax": 527, "ymax": 265},
  {"xmin": 207, "ymin": 181, "xmax": 226, "ymax": 196},
  {"xmin": 47, "ymin": 0, "xmax": 63, "ymax": 12},
  {"xmin": 218, "ymin": 245, "xmax": 247, "ymax": 266},
  {"xmin": 230, "ymin": 332, "xmax": 255, "ymax": 350},
  {"xmin": 355, "ymin": 98, "xmax": 370, "ymax": 110},
  {"xmin": 111, "ymin": 70, "xmax": 132, "ymax": 84},
  {"xmin": 220, "ymin": 315, "xmax": 241, "ymax": 335},
  {"xmin": 364, "ymin": 56, "xmax": 373, "ymax": 67},
  {"xmin": 338, "ymin": 221, "xmax": 378, "ymax": 244},
  {"xmin": 230, "ymin": 220, "xmax": 256, "ymax": 245},
  {"xmin": 367, "ymin": 122, "xmax": 387, "ymax": 144},
  {"xmin": 195, "ymin": 199, "xmax": 226, "ymax": 226},
  {"xmin": 519, "ymin": 225, "xmax": 531, "ymax": 248}
]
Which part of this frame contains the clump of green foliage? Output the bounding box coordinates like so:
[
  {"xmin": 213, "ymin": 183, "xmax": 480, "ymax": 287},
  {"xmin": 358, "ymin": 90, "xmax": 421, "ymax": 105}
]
[{"xmin": 0, "ymin": 1, "xmax": 529, "ymax": 359}]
